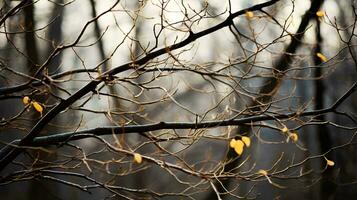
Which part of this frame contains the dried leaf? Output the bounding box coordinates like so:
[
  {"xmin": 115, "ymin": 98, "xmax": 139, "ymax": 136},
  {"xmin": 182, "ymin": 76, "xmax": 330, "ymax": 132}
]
[
  {"xmin": 326, "ymin": 158, "xmax": 335, "ymax": 167},
  {"xmin": 133, "ymin": 153, "xmax": 143, "ymax": 164},
  {"xmin": 281, "ymin": 126, "xmax": 289, "ymax": 133},
  {"xmin": 22, "ymin": 96, "xmax": 30, "ymax": 105},
  {"xmin": 316, "ymin": 53, "xmax": 328, "ymax": 62},
  {"xmin": 245, "ymin": 11, "xmax": 254, "ymax": 18},
  {"xmin": 230, "ymin": 139, "xmax": 237, "ymax": 148},
  {"xmin": 316, "ymin": 10, "xmax": 324, "ymax": 17},
  {"xmin": 241, "ymin": 136, "xmax": 251, "ymax": 147},
  {"xmin": 234, "ymin": 140, "xmax": 244, "ymax": 156},
  {"xmin": 32, "ymin": 101, "xmax": 43, "ymax": 113},
  {"xmin": 258, "ymin": 169, "xmax": 268, "ymax": 176},
  {"xmin": 289, "ymin": 132, "xmax": 298, "ymax": 142}
]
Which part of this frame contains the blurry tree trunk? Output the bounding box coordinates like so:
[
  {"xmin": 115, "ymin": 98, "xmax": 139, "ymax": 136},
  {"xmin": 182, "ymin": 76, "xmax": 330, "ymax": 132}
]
[
  {"xmin": 89, "ymin": 0, "xmax": 121, "ymax": 117},
  {"xmin": 46, "ymin": 0, "xmax": 64, "ymax": 74},
  {"xmin": 0, "ymin": 1, "xmax": 9, "ymax": 20},
  {"xmin": 127, "ymin": 1, "xmax": 146, "ymax": 190},
  {"xmin": 26, "ymin": 1, "xmax": 64, "ymax": 199},
  {"xmin": 205, "ymin": 0, "xmax": 325, "ymax": 198},
  {"xmin": 23, "ymin": 1, "xmax": 42, "ymax": 199},
  {"xmin": 24, "ymin": 0, "xmax": 39, "ymax": 70},
  {"xmin": 313, "ymin": 16, "xmax": 335, "ymax": 200},
  {"xmin": 1, "ymin": 1, "xmax": 14, "ymax": 64},
  {"xmin": 89, "ymin": 0, "xmax": 107, "ymax": 71}
]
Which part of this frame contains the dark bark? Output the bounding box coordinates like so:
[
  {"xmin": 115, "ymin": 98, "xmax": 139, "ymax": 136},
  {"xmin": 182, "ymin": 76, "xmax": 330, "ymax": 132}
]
[
  {"xmin": 23, "ymin": 0, "xmax": 39, "ymax": 70},
  {"xmin": 46, "ymin": 0, "xmax": 64, "ymax": 74},
  {"xmin": 23, "ymin": 1, "xmax": 46, "ymax": 199},
  {"xmin": 0, "ymin": 0, "xmax": 286, "ymax": 175},
  {"xmin": 313, "ymin": 15, "xmax": 336, "ymax": 200},
  {"xmin": 7, "ymin": 81, "xmax": 352, "ymax": 150},
  {"xmin": 205, "ymin": 0, "xmax": 325, "ymax": 198},
  {"xmin": 0, "ymin": 0, "xmax": 30, "ymax": 26},
  {"xmin": 89, "ymin": 0, "xmax": 107, "ymax": 71}
]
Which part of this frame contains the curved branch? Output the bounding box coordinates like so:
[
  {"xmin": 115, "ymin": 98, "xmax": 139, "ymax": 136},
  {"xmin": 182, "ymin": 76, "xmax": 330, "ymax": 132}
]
[
  {"xmin": 0, "ymin": 0, "xmax": 279, "ymax": 95},
  {"xmin": 0, "ymin": 0, "xmax": 280, "ymax": 172},
  {"xmin": 25, "ymin": 81, "xmax": 357, "ymax": 146},
  {"xmin": 0, "ymin": 0, "xmax": 30, "ymax": 26}
]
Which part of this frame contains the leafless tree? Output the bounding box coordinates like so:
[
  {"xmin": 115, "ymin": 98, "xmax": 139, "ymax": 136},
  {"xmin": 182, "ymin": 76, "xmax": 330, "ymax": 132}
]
[{"xmin": 0, "ymin": 0, "xmax": 356, "ymax": 199}]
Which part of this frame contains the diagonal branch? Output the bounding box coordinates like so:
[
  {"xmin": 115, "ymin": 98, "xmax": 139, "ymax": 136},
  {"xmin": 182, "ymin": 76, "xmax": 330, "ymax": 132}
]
[
  {"xmin": 0, "ymin": 0, "xmax": 280, "ymax": 172},
  {"xmin": 0, "ymin": 0, "xmax": 279, "ymax": 95},
  {"xmin": 205, "ymin": 0, "xmax": 326, "ymax": 198},
  {"xmin": 14, "ymin": 80, "xmax": 357, "ymax": 146},
  {"xmin": 0, "ymin": 0, "xmax": 30, "ymax": 26}
]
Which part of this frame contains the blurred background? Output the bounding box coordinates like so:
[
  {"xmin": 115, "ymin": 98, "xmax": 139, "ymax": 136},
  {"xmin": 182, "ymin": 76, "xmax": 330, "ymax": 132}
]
[{"xmin": 0, "ymin": 0, "xmax": 356, "ymax": 199}]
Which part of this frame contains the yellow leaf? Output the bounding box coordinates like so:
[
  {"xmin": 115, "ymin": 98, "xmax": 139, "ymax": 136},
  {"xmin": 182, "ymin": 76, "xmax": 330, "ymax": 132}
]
[
  {"xmin": 281, "ymin": 126, "xmax": 289, "ymax": 134},
  {"xmin": 234, "ymin": 140, "xmax": 244, "ymax": 155},
  {"xmin": 316, "ymin": 53, "xmax": 328, "ymax": 62},
  {"xmin": 316, "ymin": 10, "xmax": 324, "ymax": 17},
  {"xmin": 22, "ymin": 96, "xmax": 30, "ymax": 105},
  {"xmin": 241, "ymin": 136, "xmax": 251, "ymax": 147},
  {"xmin": 245, "ymin": 11, "xmax": 254, "ymax": 18},
  {"xmin": 289, "ymin": 132, "xmax": 298, "ymax": 142},
  {"xmin": 133, "ymin": 153, "xmax": 142, "ymax": 164},
  {"xmin": 230, "ymin": 139, "xmax": 237, "ymax": 148},
  {"xmin": 326, "ymin": 158, "xmax": 335, "ymax": 167},
  {"xmin": 32, "ymin": 101, "xmax": 43, "ymax": 113},
  {"xmin": 258, "ymin": 169, "xmax": 268, "ymax": 176}
]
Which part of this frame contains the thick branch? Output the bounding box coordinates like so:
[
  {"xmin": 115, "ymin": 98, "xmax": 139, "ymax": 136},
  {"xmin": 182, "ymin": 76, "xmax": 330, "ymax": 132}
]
[
  {"xmin": 24, "ymin": 81, "xmax": 357, "ymax": 146},
  {"xmin": 0, "ymin": 0, "xmax": 280, "ymax": 172},
  {"xmin": 206, "ymin": 0, "xmax": 326, "ymax": 198},
  {"xmin": 258, "ymin": 0, "xmax": 325, "ymax": 103},
  {"xmin": 0, "ymin": 0, "xmax": 30, "ymax": 26},
  {"xmin": 0, "ymin": 0, "xmax": 279, "ymax": 95}
]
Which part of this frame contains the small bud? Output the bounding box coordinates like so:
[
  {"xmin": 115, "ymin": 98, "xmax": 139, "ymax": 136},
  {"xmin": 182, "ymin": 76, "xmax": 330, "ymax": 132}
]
[
  {"xmin": 22, "ymin": 96, "xmax": 30, "ymax": 105},
  {"xmin": 133, "ymin": 153, "xmax": 143, "ymax": 164},
  {"xmin": 245, "ymin": 11, "xmax": 254, "ymax": 18},
  {"xmin": 230, "ymin": 139, "xmax": 237, "ymax": 148},
  {"xmin": 289, "ymin": 132, "xmax": 298, "ymax": 142},
  {"xmin": 316, "ymin": 11, "xmax": 324, "ymax": 17},
  {"xmin": 258, "ymin": 169, "xmax": 268, "ymax": 176},
  {"xmin": 281, "ymin": 126, "xmax": 289, "ymax": 134},
  {"xmin": 241, "ymin": 136, "xmax": 251, "ymax": 147},
  {"xmin": 316, "ymin": 53, "xmax": 328, "ymax": 62},
  {"xmin": 32, "ymin": 101, "xmax": 43, "ymax": 113},
  {"xmin": 326, "ymin": 158, "xmax": 335, "ymax": 167},
  {"xmin": 233, "ymin": 140, "xmax": 244, "ymax": 156}
]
